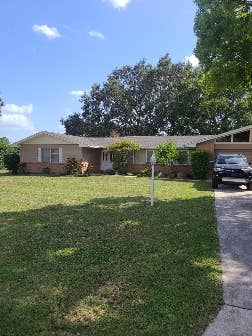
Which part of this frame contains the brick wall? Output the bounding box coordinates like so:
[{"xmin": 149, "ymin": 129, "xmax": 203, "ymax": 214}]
[
  {"xmin": 125, "ymin": 163, "xmax": 192, "ymax": 175},
  {"xmin": 24, "ymin": 162, "xmax": 66, "ymax": 174},
  {"xmin": 24, "ymin": 162, "xmax": 101, "ymax": 175}
]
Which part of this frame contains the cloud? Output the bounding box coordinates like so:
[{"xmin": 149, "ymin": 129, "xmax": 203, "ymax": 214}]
[
  {"xmin": 0, "ymin": 114, "xmax": 34, "ymax": 131},
  {"xmin": 185, "ymin": 54, "xmax": 200, "ymax": 67},
  {"xmin": 68, "ymin": 90, "xmax": 85, "ymax": 97},
  {"xmin": 88, "ymin": 31, "xmax": 105, "ymax": 39},
  {"xmin": 2, "ymin": 103, "xmax": 32, "ymax": 115},
  {"xmin": 103, "ymin": 0, "xmax": 131, "ymax": 9},
  {"xmin": 32, "ymin": 24, "xmax": 62, "ymax": 39},
  {"xmin": 0, "ymin": 103, "xmax": 34, "ymax": 131}
]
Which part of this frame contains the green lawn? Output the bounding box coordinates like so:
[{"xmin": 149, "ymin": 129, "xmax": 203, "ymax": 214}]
[{"xmin": 0, "ymin": 173, "xmax": 222, "ymax": 336}]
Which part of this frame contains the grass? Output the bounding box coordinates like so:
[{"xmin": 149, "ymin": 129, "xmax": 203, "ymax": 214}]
[{"xmin": 0, "ymin": 173, "xmax": 222, "ymax": 336}]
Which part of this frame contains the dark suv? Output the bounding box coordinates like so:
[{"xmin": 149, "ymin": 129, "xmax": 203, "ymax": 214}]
[{"xmin": 212, "ymin": 154, "xmax": 252, "ymax": 189}]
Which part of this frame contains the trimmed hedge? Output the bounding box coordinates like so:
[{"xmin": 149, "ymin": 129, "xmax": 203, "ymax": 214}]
[{"xmin": 191, "ymin": 150, "xmax": 210, "ymax": 179}]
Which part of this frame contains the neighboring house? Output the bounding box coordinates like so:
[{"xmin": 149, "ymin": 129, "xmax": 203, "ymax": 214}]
[{"xmin": 14, "ymin": 125, "xmax": 252, "ymax": 174}]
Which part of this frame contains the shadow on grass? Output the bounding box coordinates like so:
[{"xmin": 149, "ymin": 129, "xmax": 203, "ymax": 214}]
[{"xmin": 0, "ymin": 196, "xmax": 222, "ymax": 336}]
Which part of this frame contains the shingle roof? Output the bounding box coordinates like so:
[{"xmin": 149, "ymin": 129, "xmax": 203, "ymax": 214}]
[
  {"xmin": 75, "ymin": 135, "xmax": 212, "ymax": 149},
  {"xmin": 14, "ymin": 131, "xmax": 212, "ymax": 149}
]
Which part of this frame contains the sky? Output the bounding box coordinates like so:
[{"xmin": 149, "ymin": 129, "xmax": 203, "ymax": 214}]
[{"xmin": 0, "ymin": 0, "xmax": 199, "ymax": 142}]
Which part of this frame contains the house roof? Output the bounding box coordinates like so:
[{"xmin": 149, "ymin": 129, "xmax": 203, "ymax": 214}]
[
  {"xmin": 14, "ymin": 125, "xmax": 252, "ymax": 149},
  {"xmin": 14, "ymin": 131, "xmax": 211, "ymax": 149}
]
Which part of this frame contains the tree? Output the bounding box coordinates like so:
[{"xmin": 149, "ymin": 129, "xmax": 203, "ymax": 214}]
[
  {"xmin": 62, "ymin": 84, "xmax": 115, "ymax": 136},
  {"xmin": 103, "ymin": 59, "xmax": 157, "ymax": 135},
  {"xmin": 107, "ymin": 140, "xmax": 140, "ymax": 173},
  {"xmin": 0, "ymin": 137, "xmax": 14, "ymax": 168},
  {"xmin": 62, "ymin": 55, "xmax": 252, "ymax": 137},
  {"xmin": 4, "ymin": 152, "xmax": 20, "ymax": 174},
  {"xmin": 156, "ymin": 142, "xmax": 178, "ymax": 166},
  {"xmin": 62, "ymin": 56, "xmax": 201, "ymax": 136},
  {"xmin": 194, "ymin": 0, "xmax": 252, "ymax": 93},
  {"xmin": 60, "ymin": 113, "xmax": 85, "ymax": 136}
]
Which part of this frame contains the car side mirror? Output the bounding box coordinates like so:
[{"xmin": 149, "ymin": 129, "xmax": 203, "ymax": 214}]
[{"xmin": 209, "ymin": 160, "xmax": 214, "ymax": 164}]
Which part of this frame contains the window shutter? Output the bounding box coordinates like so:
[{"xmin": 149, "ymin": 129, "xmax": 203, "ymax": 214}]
[
  {"xmin": 59, "ymin": 147, "xmax": 63, "ymax": 163},
  {"xmin": 37, "ymin": 148, "xmax": 42, "ymax": 162}
]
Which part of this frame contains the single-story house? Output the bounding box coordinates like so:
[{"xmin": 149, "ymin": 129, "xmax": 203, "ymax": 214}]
[{"xmin": 14, "ymin": 125, "xmax": 252, "ymax": 175}]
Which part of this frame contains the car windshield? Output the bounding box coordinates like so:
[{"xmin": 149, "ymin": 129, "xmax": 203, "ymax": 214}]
[{"xmin": 216, "ymin": 155, "xmax": 247, "ymax": 165}]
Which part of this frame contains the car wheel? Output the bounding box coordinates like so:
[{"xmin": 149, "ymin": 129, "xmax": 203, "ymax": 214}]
[
  {"xmin": 246, "ymin": 182, "xmax": 252, "ymax": 190},
  {"xmin": 212, "ymin": 179, "xmax": 219, "ymax": 189}
]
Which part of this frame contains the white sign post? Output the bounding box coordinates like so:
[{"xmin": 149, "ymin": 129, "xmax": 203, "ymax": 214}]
[{"xmin": 150, "ymin": 153, "xmax": 156, "ymax": 207}]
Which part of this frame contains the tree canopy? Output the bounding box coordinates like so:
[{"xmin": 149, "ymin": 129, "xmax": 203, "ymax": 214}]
[
  {"xmin": 194, "ymin": 0, "xmax": 252, "ymax": 93},
  {"xmin": 61, "ymin": 55, "xmax": 252, "ymax": 137}
]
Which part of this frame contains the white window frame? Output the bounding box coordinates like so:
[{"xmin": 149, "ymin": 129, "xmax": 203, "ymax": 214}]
[{"xmin": 40, "ymin": 147, "xmax": 61, "ymax": 164}]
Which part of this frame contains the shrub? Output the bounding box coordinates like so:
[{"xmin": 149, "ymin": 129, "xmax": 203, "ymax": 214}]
[
  {"xmin": 139, "ymin": 166, "xmax": 151, "ymax": 177},
  {"xmin": 191, "ymin": 151, "xmax": 210, "ymax": 179},
  {"xmin": 65, "ymin": 158, "xmax": 93, "ymax": 176},
  {"xmin": 17, "ymin": 163, "xmax": 26, "ymax": 174},
  {"xmin": 156, "ymin": 142, "xmax": 178, "ymax": 166},
  {"xmin": 79, "ymin": 161, "xmax": 93, "ymax": 176},
  {"xmin": 107, "ymin": 140, "xmax": 140, "ymax": 174},
  {"xmin": 4, "ymin": 152, "xmax": 20, "ymax": 174},
  {"xmin": 177, "ymin": 150, "xmax": 189, "ymax": 164},
  {"xmin": 65, "ymin": 158, "xmax": 79, "ymax": 175}
]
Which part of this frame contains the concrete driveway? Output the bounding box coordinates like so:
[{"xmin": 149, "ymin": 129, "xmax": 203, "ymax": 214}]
[{"xmin": 204, "ymin": 185, "xmax": 252, "ymax": 336}]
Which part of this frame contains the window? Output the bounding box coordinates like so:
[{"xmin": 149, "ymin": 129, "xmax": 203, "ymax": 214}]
[
  {"xmin": 41, "ymin": 148, "xmax": 50, "ymax": 163},
  {"xmin": 51, "ymin": 148, "xmax": 60, "ymax": 163},
  {"xmin": 216, "ymin": 155, "xmax": 247, "ymax": 165},
  {"xmin": 176, "ymin": 150, "xmax": 190, "ymax": 164},
  {"xmin": 126, "ymin": 152, "xmax": 134, "ymax": 164},
  {"xmin": 41, "ymin": 148, "xmax": 60, "ymax": 163},
  {"xmin": 102, "ymin": 151, "xmax": 113, "ymax": 162},
  {"xmin": 216, "ymin": 135, "xmax": 231, "ymax": 143},
  {"xmin": 233, "ymin": 130, "xmax": 250, "ymax": 142}
]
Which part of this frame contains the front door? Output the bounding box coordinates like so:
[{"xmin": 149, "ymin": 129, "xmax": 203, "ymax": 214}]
[{"xmin": 101, "ymin": 151, "xmax": 113, "ymax": 171}]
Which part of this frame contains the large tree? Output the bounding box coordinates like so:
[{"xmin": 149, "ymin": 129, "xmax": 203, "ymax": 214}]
[
  {"xmin": 62, "ymin": 56, "xmax": 202, "ymax": 136},
  {"xmin": 194, "ymin": 0, "xmax": 252, "ymax": 93},
  {"xmin": 61, "ymin": 55, "xmax": 252, "ymax": 137}
]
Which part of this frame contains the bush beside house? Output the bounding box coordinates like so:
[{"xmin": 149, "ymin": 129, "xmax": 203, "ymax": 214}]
[
  {"xmin": 4, "ymin": 152, "xmax": 20, "ymax": 174},
  {"xmin": 107, "ymin": 140, "xmax": 141, "ymax": 174},
  {"xmin": 191, "ymin": 150, "xmax": 210, "ymax": 179}
]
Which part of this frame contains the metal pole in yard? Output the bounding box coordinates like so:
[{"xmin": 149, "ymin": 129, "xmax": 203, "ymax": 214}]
[{"xmin": 150, "ymin": 153, "xmax": 156, "ymax": 206}]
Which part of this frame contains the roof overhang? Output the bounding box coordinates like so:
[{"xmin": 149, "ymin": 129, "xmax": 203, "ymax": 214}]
[
  {"xmin": 191, "ymin": 125, "xmax": 252, "ymax": 146},
  {"xmin": 13, "ymin": 131, "xmax": 79, "ymax": 146}
]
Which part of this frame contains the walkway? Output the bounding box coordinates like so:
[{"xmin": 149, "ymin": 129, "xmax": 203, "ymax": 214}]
[{"xmin": 203, "ymin": 186, "xmax": 252, "ymax": 336}]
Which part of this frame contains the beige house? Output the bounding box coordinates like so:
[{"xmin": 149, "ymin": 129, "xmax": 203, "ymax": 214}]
[{"xmin": 15, "ymin": 125, "xmax": 252, "ymax": 174}]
